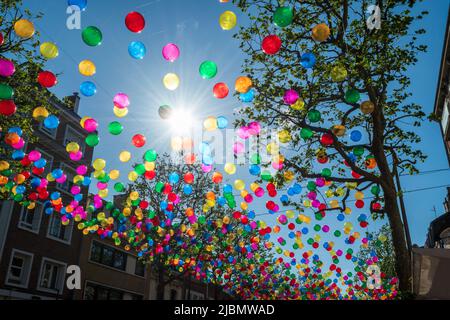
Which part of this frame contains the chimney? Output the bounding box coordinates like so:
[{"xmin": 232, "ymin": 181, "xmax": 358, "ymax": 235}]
[{"xmin": 64, "ymin": 92, "xmax": 81, "ymax": 114}]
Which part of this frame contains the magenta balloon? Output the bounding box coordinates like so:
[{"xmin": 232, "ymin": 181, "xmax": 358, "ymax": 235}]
[
  {"xmin": 162, "ymin": 43, "xmax": 180, "ymax": 62},
  {"xmin": 0, "ymin": 59, "xmax": 15, "ymax": 77},
  {"xmin": 283, "ymin": 89, "xmax": 299, "ymax": 105},
  {"xmin": 113, "ymin": 93, "xmax": 130, "ymax": 109}
]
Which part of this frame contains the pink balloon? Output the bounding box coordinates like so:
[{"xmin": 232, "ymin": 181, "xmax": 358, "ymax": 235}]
[
  {"xmin": 28, "ymin": 150, "xmax": 42, "ymax": 161},
  {"xmin": 283, "ymin": 89, "xmax": 299, "ymax": 105},
  {"xmin": 0, "ymin": 59, "xmax": 15, "ymax": 77},
  {"xmin": 70, "ymin": 150, "xmax": 83, "ymax": 161},
  {"xmin": 162, "ymin": 43, "xmax": 180, "ymax": 62},
  {"xmin": 76, "ymin": 165, "xmax": 88, "ymax": 175},
  {"xmin": 113, "ymin": 93, "xmax": 130, "ymax": 109},
  {"xmin": 84, "ymin": 118, "xmax": 98, "ymax": 132}
]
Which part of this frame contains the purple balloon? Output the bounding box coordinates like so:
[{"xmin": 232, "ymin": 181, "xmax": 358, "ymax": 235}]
[
  {"xmin": 283, "ymin": 89, "xmax": 299, "ymax": 105},
  {"xmin": 162, "ymin": 43, "xmax": 180, "ymax": 62},
  {"xmin": 0, "ymin": 59, "xmax": 15, "ymax": 77}
]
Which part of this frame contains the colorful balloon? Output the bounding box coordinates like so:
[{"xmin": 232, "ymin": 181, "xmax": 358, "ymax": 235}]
[
  {"xmin": 14, "ymin": 19, "xmax": 35, "ymax": 38},
  {"xmin": 80, "ymin": 81, "xmax": 97, "ymax": 97},
  {"xmin": 0, "ymin": 59, "xmax": 15, "ymax": 77},
  {"xmin": 219, "ymin": 11, "xmax": 237, "ymax": 30},
  {"xmin": 0, "ymin": 84, "xmax": 14, "ymax": 100},
  {"xmin": 262, "ymin": 35, "xmax": 282, "ymax": 55},
  {"xmin": 68, "ymin": 0, "xmax": 87, "ymax": 11},
  {"xmin": 128, "ymin": 41, "xmax": 146, "ymax": 59},
  {"xmin": 125, "ymin": 12, "xmax": 145, "ymax": 33},
  {"xmin": 40, "ymin": 42, "xmax": 59, "ymax": 59},
  {"xmin": 82, "ymin": 26, "xmax": 102, "ymax": 46},
  {"xmin": 79, "ymin": 60, "xmax": 96, "ymax": 76},
  {"xmin": 162, "ymin": 43, "xmax": 180, "ymax": 62},
  {"xmin": 163, "ymin": 73, "xmax": 180, "ymax": 91},
  {"xmin": 0, "ymin": 100, "xmax": 16, "ymax": 116},
  {"xmin": 199, "ymin": 61, "xmax": 218, "ymax": 79},
  {"xmin": 235, "ymin": 76, "xmax": 252, "ymax": 94},
  {"xmin": 132, "ymin": 134, "xmax": 146, "ymax": 148},
  {"xmin": 158, "ymin": 105, "xmax": 172, "ymax": 119},
  {"xmin": 273, "ymin": 7, "xmax": 293, "ymax": 28},
  {"xmin": 113, "ymin": 93, "xmax": 130, "ymax": 109},
  {"xmin": 312, "ymin": 23, "xmax": 330, "ymax": 42},
  {"xmin": 213, "ymin": 82, "xmax": 229, "ymax": 99},
  {"xmin": 38, "ymin": 71, "xmax": 57, "ymax": 88}
]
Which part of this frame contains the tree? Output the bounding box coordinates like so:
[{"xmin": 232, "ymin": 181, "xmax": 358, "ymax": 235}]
[
  {"xmin": 0, "ymin": 0, "xmax": 57, "ymax": 193},
  {"xmin": 233, "ymin": 0, "xmax": 428, "ymax": 292}
]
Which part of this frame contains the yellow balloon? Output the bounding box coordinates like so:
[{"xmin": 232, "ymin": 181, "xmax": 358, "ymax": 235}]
[
  {"xmin": 224, "ymin": 162, "xmax": 236, "ymax": 175},
  {"xmin": 219, "ymin": 11, "xmax": 237, "ymax": 30},
  {"xmin": 234, "ymin": 179, "xmax": 245, "ymax": 190},
  {"xmin": 40, "ymin": 42, "xmax": 59, "ymax": 59},
  {"xmin": 79, "ymin": 60, "xmax": 96, "ymax": 76},
  {"xmin": 203, "ymin": 117, "xmax": 217, "ymax": 131},
  {"xmin": 129, "ymin": 191, "xmax": 139, "ymax": 201},
  {"xmin": 128, "ymin": 171, "xmax": 138, "ymax": 182},
  {"xmin": 163, "ymin": 73, "xmax": 180, "ymax": 91},
  {"xmin": 109, "ymin": 169, "xmax": 120, "ymax": 180},
  {"xmin": 0, "ymin": 161, "xmax": 10, "ymax": 171},
  {"xmin": 14, "ymin": 19, "xmax": 35, "ymax": 38},
  {"xmin": 93, "ymin": 158, "xmax": 106, "ymax": 171},
  {"xmin": 290, "ymin": 98, "xmax": 305, "ymax": 111},
  {"xmin": 330, "ymin": 65, "xmax": 347, "ymax": 82},
  {"xmin": 266, "ymin": 142, "xmax": 279, "ymax": 155},
  {"xmin": 98, "ymin": 189, "xmax": 109, "ymax": 199},
  {"xmin": 312, "ymin": 23, "xmax": 331, "ymax": 42},
  {"xmin": 32, "ymin": 106, "xmax": 49, "ymax": 121},
  {"xmin": 113, "ymin": 106, "xmax": 128, "ymax": 118},
  {"xmin": 66, "ymin": 142, "xmax": 80, "ymax": 153},
  {"xmin": 119, "ymin": 151, "xmax": 131, "ymax": 163},
  {"xmin": 144, "ymin": 161, "xmax": 155, "ymax": 171},
  {"xmin": 278, "ymin": 130, "xmax": 291, "ymax": 143}
]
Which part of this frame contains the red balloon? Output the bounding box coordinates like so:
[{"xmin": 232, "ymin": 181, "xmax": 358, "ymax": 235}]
[
  {"xmin": 184, "ymin": 172, "xmax": 194, "ymax": 184},
  {"xmin": 213, "ymin": 82, "xmax": 229, "ymax": 99},
  {"xmin": 132, "ymin": 134, "xmax": 146, "ymax": 148},
  {"xmin": 0, "ymin": 100, "xmax": 16, "ymax": 116},
  {"xmin": 262, "ymin": 35, "xmax": 282, "ymax": 55},
  {"xmin": 125, "ymin": 12, "xmax": 145, "ymax": 33},
  {"xmin": 38, "ymin": 71, "xmax": 57, "ymax": 88},
  {"xmin": 320, "ymin": 133, "xmax": 334, "ymax": 146},
  {"xmin": 0, "ymin": 33, "xmax": 4, "ymax": 46}
]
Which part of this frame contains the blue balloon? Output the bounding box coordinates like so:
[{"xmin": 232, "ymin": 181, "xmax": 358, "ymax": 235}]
[
  {"xmin": 249, "ymin": 164, "xmax": 260, "ymax": 176},
  {"xmin": 217, "ymin": 116, "xmax": 228, "ymax": 129},
  {"xmin": 8, "ymin": 126, "xmax": 22, "ymax": 136},
  {"xmin": 12, "ymin": 150, "xmax": 25, "ymax": 160},
  {"xmin": 300, "ymin": 52, "xmax": 316, "ymax": 68},
  {"xmin": 44, "ymin": 115, "xmax": 60, "ymax": 130},
  {"xmin": 223, "ymin": 184, "xmax": 233, "ymax": 193},
  {"xmin": 80, "ymin": 81, "xmax": 97, "ymax": 97},
  {"xmin": 31, "ymin": 177, "xmax": 41, "ymax": 188},
  {"xmin": 183, "ymin": 184, "xmax": 193, "ymax": 195},
  {"xmin": 350, "ymin": 130, "xmax": 362, "ymax": 142},
  {"xmin": 68, "ymin": 0, "xmax": 87, "ymax": 11},
  {"xmin": 128, "ymin": 41, "xmax": 146, "ymax": 59},
  {"xmin": 50, "ymin": 192, "xmax": 61, "ymax": 200},
  {"xmin": 239, "ymin": 89, "xmax": 255, "ymax": 103},
  {"xmin": 292, "ymin": 183, "xmax": 302, "ymax": 194},
  {"xmin": 34, "ymin": 158, "xmax": 47, "ymax": 169},
  {"xmin": 280, "ymin": 195, "xmax": 289, "ymax": 203},
  {"xmin": 52, "ymin": 168, "xmax": 63, "ymax": 179},
  {"xmin": 16, "ymin": 185, "xmax": 26, "ymax": 194},
  {"xmin": 168, "ymin": 172, "xmax": 179, "ymax": 184}
]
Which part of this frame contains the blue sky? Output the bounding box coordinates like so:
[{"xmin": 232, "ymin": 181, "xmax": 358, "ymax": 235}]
[{"xmin": 20, "ymin": 0, "xmax": 450, "ymax": 272}]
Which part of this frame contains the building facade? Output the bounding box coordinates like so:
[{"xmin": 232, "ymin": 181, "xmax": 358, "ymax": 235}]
[
  {"xmin": 0, "ymin": 93, "xmax": 95, "ymax": 300},
  {"xmin": 434, "ymin": 7, "xmax": 450, "ymax": 166}
]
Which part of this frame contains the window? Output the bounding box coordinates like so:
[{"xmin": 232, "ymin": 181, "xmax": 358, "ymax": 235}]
[
  {"xmin": 39, "ymin": 121, "xmax": 57, "ymax": 139},
  {"xmin": 63, "ymin": 126, "xmax": 86, "ymax": 153},
  {"xmin": 189, "ymin": 292, "xmax": 204, "ymax": 300},
  {"xmin": 18, "ymin": 202, "xmax": 43, "ymax": 233},
  {"xmin": 90, "ymin": 241, "xmax": 127, "ymax": 271},
  {"xmin": 47, "ymin": 214, "xmax": 72, "ymax": 244},
  {"xmin": 56, "ymin": 164, "xmax": 76, "ymax": 195},
  {"xmin": 135, "ymin": 260, "xmax": 145, "ymax": 277},
  {"xmin": 35, "ymin": 148, "xmax": 53, "ymax": 178},
  {"xmin": 5, "ymin": 250, "xmax": 33, "ymax": 288},
  {"xmin": 37, "ymin": 258, "xmax": 66, "ymax": 294},
  {"xmin": 84, "ymin": 282, "xmax": 143, "ymax": 300}
]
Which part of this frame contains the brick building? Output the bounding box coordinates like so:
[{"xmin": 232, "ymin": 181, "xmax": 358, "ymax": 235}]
[{"xmin": 0, "ymin": 93, "xmax": 94, "ymax": 300}]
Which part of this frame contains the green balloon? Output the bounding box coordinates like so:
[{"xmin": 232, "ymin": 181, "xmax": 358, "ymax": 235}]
[
  {"xmin": 0, "ymin": 83, "xmax": 14, "ymax": 100},
  {"xmin": 353, "ymin": 146, "xmax": 365, "ymax": 157},
  {"xmin": 307, "ymin": 109, "xmax": 321, "ymax": 123},
  {"xmin": 300, "ymin": 127, "xmax": 313, "ymax": 140},
  {"xmin": 199, "ymin": 60, "xmax": 218, "ymax": 79},
  {"xmin": 108, "ymin": 121, "xmax": 123, "ymax": 135},
  {"xmin": 307, "ymin": 181, "xmax": 316, "ymax": 191},
  {"xmin": 144, "ymin": 149, "xmax": 158, "ymax": 162},
  {"xmin": 260, "ymin": 170, "xmax": 272, "ymax": 181},
  {"xmin": 85, "ymin": 133, "xmax": 100, "ymax": 147},
  {"xmin": 273, "ymin": 7, "xmax": 293, "ymax": 28},
  {"xmin": 371, "ymin": 185, "xmax": 380, "ymax": 196},
  {"xmin": 155, "ymin": 181, "xmax": 164, "ymax": 193},
  {"xmin": 345, "ymin": 88, "xmax": 361, "ymax": 104},
  {"xmin": 321, "ymin": 168, "xmax": 332, "ymax": 178},
  {"xmin": 250, "ymin": 153, "xmax": 261, "ymax": 165},
  {"xmin": 82, "ymin": 26, "xmax": 103, "ymax": 47},
  {"xmin": 135, "ymin": 164, "xmax": 146, "ymax": 175}
]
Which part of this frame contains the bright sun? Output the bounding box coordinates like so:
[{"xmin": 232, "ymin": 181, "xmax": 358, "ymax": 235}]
[{"xmin": 169, "ymin": 109, "xmax": 196, "ymax": 135}]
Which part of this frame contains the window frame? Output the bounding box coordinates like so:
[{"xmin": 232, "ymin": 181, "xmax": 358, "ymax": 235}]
[
  {"xmin": 89, "ymin": 241, "xmax": 128, "ymax": 272},
  {"xmin": 46, "ymin": 213, "xmax": 73, "ymax": 245},
  {"xmin": 37, "ymin": 257, "xmax": 67, "ymax": 295},
  {"xmin": 83, "ymin": 281, "xmax": 143, "ymax": 300},
  {"xmin": 38, "ymin": 121, "xmax": 58, "ymax": 139},
  {"xmin": 18, "ymin": 202, "xmax": 44, "ymax": 234},
  {"xmin": 5, "ymin": 249, "xmax": 34, "ymax": 289}
]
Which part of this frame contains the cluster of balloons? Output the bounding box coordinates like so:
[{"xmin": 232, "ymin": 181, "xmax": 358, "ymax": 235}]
[{"xmin": 0, "ymin": 1, "xmax": 398, "ymax": 301}]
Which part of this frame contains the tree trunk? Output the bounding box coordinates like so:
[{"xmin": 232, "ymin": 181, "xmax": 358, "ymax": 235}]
[{"xmin": 382, "ymin": 184, "xmax": 412, "ymax": 292}]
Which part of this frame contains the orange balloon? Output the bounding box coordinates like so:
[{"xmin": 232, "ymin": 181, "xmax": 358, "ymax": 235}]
[{"xmin": 235, "ymin": 76, "xmax": 252, "ymax": 94}]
